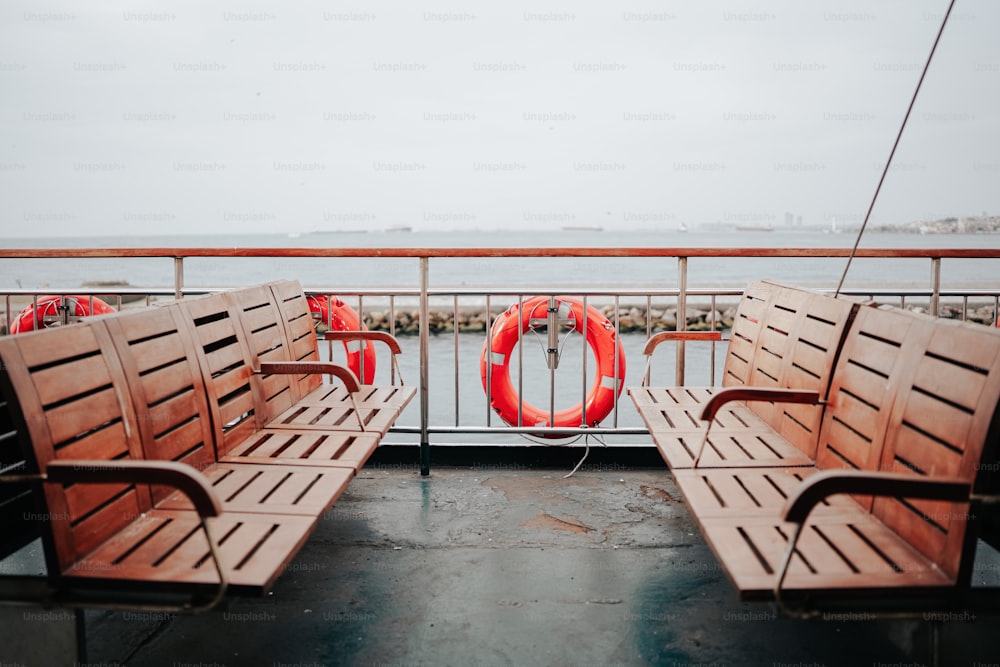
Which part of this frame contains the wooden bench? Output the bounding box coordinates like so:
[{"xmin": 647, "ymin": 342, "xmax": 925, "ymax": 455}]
[
  {"xmin": 176, "ymin": 281, "xmax": 415, "ymax": 463},
  {"xmin": 631, "ymin": 289, "xmax": 1000, "ymax": 613},
  {"xmin": 0, "ymin": 281, "xmax": 411, "ymax": 611},
  {"xmin": 629, "ymin": 280, "xmax": 861, "ymax": 469}
]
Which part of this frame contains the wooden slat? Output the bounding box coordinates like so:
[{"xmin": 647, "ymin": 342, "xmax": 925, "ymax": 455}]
[
  {"xmin": 156, "ymin": 463, "xmax": 353, "ymax": 516},
  {"xmin": 140, "ymin": 359, "xmax": 198, "ymax": 405},
  {"xmin": 151, "ymin": 416, "xmax": 213, "ymax": 464},
  {"xmin": 265, "ymin": 405, "xmax": 388, "ymax": 434},
  {"xmin": 221, "ymin": 430, "xmax": 379, "ymax": 469},
  {"xmin": 697, "ymin": 514, "xmax": 953, "ymax": 600},
  {"xmin": 652, "ymin": 431, "xmax": 815, "ymax": 470},
  {"xmin": 263, "ymin": 385, "xmax": 415, "ymax": 436},
  {"xmin": 46, "ymin": 388, "xmax": 128, "ymax": 447},
  {"xmin": 129, "ymin": 334, "xmax": 190, "ymax": 378},
  {"xmin": 64, "ymin": 488, "xmax": 146, "ymax": 564},
  {"xmin": 13, "ymin": 324, "xmax": 105, "ymax": 368},
  {"xmin": 55, "ymin": 421, "xmax": 131, "ymax": 462},
  {"xmin": 66, "ymin": 510, "xmax": 316, "ymax": 594},
  {"xmin": 673, "ymin": 467, "xmax": 865, "ymax": 518},
  {"xmin": 32, "ymin": 354, "xmax": 116, "ymax": 408}
]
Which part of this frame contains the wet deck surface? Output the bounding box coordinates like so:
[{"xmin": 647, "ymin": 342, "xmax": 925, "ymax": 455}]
[{"xmin": 84, "ymin": 465, "xmax": 1000, "ymax": 666}]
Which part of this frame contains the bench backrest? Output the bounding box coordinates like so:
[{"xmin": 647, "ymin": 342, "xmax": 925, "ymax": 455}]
[
  {"xmin": 175, "ymin": 292, "xmax": 262, "ymax": 459},
  {"xmin": 810, "ymin": 305, "xmax": 1000, "ymax": 581},
  {"xmin": 102, "ymin": 304, "xmax": 218, "ymax": 501},
  {"xmin": 719, "ymin": 280, "xmax": 772, "ymax": 388},
  {"xmin": 0, "ymin": 323, "xmax": 151, "ymax": 573},
  {"xmin": 268, "ymin": 279, "xmax": 326, "ymax": 401},
  {"xmin": 814, "ymin": 306, "xmax": 937, "ymax": 486},
  {"xmin": 748, "ymin": 282, "xmax": 859, "ymax": 456},
  {"xmin": 176, "ymin": 284, "xmax": 328, "ymax": 456},
  {"xmin": 873, "ymin": 314, "xmax": 1000, "ymax": 581},
  {"xmin": 222, "ymin": 284, "xmax": 300, "ymax": 419}
]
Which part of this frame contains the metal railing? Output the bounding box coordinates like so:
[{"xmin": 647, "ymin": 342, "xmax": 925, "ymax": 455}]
[{"xmin": 3, "ymin": 246, "xmax": 1000, "ymax": 472}]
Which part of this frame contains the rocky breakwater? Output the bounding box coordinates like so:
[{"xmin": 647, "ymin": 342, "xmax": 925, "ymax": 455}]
[
  {"xmin": 352, "ymin": 301, "xmax": 999, "ymax": 336},
  {"xmin": 357, "ymin": 303, "xmax": 740, "ymax": 336}
]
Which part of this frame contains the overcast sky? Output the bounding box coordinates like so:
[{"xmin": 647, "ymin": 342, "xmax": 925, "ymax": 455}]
[{"xmin": 1, "ymin": 1, "xmax": 998, "ymax": 237}]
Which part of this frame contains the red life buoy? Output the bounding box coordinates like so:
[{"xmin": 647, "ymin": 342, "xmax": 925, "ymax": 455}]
[
  {"xmin": 9, "ymin": 295, "xmax": 116, "ymax": 334},
  {"xmin": 480, "ymin": 296, "xmax": 626, "ymax": 436},
  {"xmin": 307, "ymin": 295, "xmax": 376, "ymax": 384}
]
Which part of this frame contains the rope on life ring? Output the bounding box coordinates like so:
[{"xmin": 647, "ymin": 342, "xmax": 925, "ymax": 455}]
[
  {"xmin": 9, "ymin": 295, "xmax": 116, "ymax": 334},
  {"xmin": 306, "ymin": 295, "xmax": 377, "ymax": 384},
  {"xmin": 479, "ymin": 296, "xmax": 626, "ymax": 437}
]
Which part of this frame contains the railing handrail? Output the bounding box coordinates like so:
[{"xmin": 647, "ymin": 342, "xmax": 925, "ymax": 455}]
[{"xmin": 2, "ymin": 246, "xmax": 999, "ymax": 259}]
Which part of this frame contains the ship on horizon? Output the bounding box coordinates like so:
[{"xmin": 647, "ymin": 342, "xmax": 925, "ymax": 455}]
[{"xmin": 561, "ymin": 225, "xmax": 603, "ymax": 232}]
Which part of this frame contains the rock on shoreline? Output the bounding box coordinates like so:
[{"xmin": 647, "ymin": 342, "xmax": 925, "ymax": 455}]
[
  {"xmin": 3, "ymin": 300, "xmax": 997, "ymax": 336},
  {"xmin": 351, "ymin": 302, "xmax": 998, "ymax": 336}
]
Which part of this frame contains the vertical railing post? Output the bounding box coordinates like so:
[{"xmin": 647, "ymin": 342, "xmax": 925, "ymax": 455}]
[
  {"xmin": 547, "ymin": 296, "xmax": 559, "ymax": 427},
  {"xmin": 419, "ymin": 256, "xmax": 430, "ymax": 476},
  {"xmin": 676, "ymin": 256, "xmax": 688, "ymax": 385},
  {"xmin": 930, "ymin": 257, "xmax": 941, "ymax": 317},
  {"xmin": 453, "ymin": 295, "xmax": 460, "ymax": 428},
  {"xmin": 173, "ymin": 256, "xmax": 184, "ymax": 300}
]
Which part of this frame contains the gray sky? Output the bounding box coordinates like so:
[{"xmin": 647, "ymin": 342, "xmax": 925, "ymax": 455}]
[{"xmin": 1, "ymin": 1, "xmax": 998, "ymax": 237}]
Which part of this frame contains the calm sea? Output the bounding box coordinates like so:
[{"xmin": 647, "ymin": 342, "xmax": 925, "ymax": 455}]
[{"xmin": 1, "ymin": 227, "xmax": 998, "ymax": 292}]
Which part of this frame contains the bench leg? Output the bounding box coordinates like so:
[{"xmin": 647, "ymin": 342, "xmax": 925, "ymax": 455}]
[{"xmin": 0, "ymin": 605, "xmax": 84, "ymax": 666}]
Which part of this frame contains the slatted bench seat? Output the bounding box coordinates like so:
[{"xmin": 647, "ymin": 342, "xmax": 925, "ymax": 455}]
[
  {"xmin": 629, "ymin": 281, "xmax": 861, "ymax": 469},
  {"xmin": 0, "ymin": 282, "xmax": 412, "ymax": 610},
  {"xmin": 666, "ymin": 305, "xmax": 1000, "ymax": 612}
]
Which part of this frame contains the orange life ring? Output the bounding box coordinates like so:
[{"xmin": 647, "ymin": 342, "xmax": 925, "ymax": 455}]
[
  {"xmin": 306, "ymin": 295, "xmax": 376, "ymax": 384},
  {"xmin": 480, "ymin": 296, "xmax": 625, "ymax": 436},
  {"xmin": 9, "ymin": 295, "xmax": 116, "ymax": 334}
]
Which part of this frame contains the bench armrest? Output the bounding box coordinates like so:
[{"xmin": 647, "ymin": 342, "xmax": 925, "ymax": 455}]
[
  {"xmin": 700, "ymin": 387, "xmax": 821, "ymax": 422},
  {"xmin": 781, "ymin": 470, "xmax": 970, "ymax": 525},
  {"xmin": 324, "ymin": 331, "xmax": 407, "ymax": 386},
  {"xmin": 642, "ymin": 331, "xmax": 723, "ymax": 356},
  {"xmin": 256, "ymin": 361, "xmax": 360, "ymax": 392},
  {"xmin": 641, "ymin": 331, "xmax": 724, "ymax": 387},
  {"xmin": 325, "ymin": 330, "xmax": 403, "ymax": 355},
  {"xmin": 45, "ymin": 460, "xmax": 223, "ymax": 518}
]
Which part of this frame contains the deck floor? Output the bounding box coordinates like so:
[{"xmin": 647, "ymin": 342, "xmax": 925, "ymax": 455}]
[{"xmin": 83, "ymin": 465, "xmax": 1000, "ymax": 666}]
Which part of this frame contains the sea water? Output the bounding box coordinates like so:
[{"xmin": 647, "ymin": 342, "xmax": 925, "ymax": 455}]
[{"xmin": 2, "ymin": 227, "xmax": 998, "ymax": 291}]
